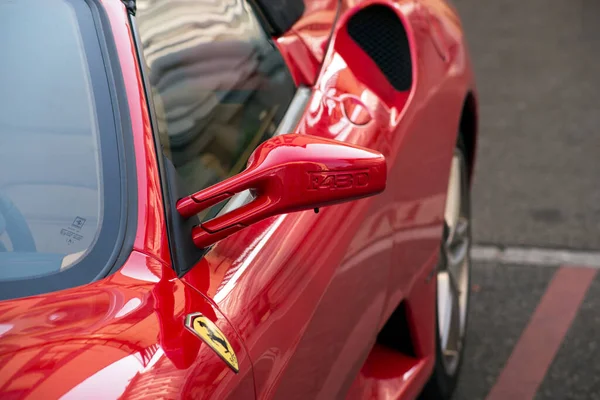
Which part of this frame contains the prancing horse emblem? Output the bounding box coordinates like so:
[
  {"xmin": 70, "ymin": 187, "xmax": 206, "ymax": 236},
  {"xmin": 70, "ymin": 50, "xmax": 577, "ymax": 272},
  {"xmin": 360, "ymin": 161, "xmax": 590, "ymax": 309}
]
[{"xmin": 184, "ymin": 312, "xmax": 239, "ymax": 373}]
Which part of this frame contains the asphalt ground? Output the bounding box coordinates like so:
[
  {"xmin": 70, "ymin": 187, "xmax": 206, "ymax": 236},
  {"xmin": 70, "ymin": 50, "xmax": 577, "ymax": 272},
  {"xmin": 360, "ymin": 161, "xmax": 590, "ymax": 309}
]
[
  {"xmin": 455, "ymin": 0, "xmax": 600, "ymax": 249},
  {"xmin": 448, "ymin": 0, "xmax": 600, "ymax": 399}
]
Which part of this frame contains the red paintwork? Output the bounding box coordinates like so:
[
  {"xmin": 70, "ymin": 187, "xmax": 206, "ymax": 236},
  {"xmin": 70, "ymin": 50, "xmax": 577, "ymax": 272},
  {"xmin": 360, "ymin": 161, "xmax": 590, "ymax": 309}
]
[
  {"xmin": 0, "ymin": 251, "xmax": 255, "ymax": 399},
  {"xmin": 275, "ymin": 0, "xmax": 339, "ymax": 87},
  {"xmin": 0, "ymin": 0, "xmax": 477, "ymax": 399},
  {"xmin": 103, "ymin": 0, "xmax": 170, "ymax": 264},
  {"xmin": 177, "ymin": 134, "xmax": 387, "ymax": 248},
  {"xmin": 346, "ymin": 345, "xmax": 430, "ymax": 400}
]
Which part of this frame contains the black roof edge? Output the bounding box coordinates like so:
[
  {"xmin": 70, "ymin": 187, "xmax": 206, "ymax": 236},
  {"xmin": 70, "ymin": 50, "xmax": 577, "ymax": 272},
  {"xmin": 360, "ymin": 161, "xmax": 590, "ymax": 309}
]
[{"xmin": 121, "ymin": 0, "xmax": 135, "ymax": 15}]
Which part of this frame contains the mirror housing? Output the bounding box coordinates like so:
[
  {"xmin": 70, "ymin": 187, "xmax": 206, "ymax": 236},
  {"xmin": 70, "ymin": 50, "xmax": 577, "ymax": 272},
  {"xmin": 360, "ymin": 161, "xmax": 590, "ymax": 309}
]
[{"xmin": 177, "ymin": 134, "xmax": 387, "ymax": 248}]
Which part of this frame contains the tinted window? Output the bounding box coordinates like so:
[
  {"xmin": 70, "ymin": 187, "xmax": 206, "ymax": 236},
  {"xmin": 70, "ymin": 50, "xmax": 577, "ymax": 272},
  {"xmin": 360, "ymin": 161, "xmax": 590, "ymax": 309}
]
[
  {"xmin": 0, "ymin": 0, "xmax": 125, "ymax": 297},
  {"xmin": 136, "ymin": 0, "xmax": 296, "ymax": 215}
]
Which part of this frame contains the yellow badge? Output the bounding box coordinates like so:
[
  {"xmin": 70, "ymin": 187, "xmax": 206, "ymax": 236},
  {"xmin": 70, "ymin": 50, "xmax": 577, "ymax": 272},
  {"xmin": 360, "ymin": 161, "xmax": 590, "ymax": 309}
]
[{"xmin": 184, "ymin": 312, "xmax": 239, "ymax": 373}]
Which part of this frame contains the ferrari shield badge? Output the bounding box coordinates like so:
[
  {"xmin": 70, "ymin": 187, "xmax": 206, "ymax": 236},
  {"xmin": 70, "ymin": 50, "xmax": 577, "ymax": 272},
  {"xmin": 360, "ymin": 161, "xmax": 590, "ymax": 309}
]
[{"xmin": 184, "ymin": 312, "xmax": 239, "ymax": 373}]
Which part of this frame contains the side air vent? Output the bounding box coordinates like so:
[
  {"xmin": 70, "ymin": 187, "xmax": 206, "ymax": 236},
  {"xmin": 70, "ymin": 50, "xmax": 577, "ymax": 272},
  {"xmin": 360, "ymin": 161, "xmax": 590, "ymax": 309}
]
[{"xmin": 347, "ymin": 5, "xmax": 413, "ymax": 91}]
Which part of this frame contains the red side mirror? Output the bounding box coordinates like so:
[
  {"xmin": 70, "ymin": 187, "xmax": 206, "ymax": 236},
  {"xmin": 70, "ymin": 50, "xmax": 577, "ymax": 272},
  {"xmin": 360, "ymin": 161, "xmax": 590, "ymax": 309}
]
[{"xmin": 176, "ymin": 134, "xmax": 387, "ymax": 248}]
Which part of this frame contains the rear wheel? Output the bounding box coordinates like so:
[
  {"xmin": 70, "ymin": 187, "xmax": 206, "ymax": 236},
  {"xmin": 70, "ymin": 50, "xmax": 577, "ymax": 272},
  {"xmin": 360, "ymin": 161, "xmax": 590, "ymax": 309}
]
[{"xmin": 421, "ymin": 135, "xmax": 471, "ymax": 399}]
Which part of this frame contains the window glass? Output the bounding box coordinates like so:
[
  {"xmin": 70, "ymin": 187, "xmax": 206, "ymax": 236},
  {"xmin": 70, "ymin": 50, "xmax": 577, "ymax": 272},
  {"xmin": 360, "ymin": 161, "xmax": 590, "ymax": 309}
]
[
  {"xmin": 136, "ymin": 0, "xmax": 296, "ymax": 210},
  {"xmin": 0, "ymin": 0, "xmax": 121, "ymax": 290}
]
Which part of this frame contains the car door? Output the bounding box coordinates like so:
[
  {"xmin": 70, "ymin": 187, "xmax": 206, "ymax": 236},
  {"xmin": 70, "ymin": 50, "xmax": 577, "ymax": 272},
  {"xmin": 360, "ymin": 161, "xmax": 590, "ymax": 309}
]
[{"xmin": 133, "ymin": 0, "xmax": 395, "ymax": 398}]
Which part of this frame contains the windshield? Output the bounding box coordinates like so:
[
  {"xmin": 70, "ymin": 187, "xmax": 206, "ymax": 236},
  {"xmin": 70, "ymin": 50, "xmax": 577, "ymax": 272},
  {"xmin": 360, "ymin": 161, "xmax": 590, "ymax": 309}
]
[{"xmin": 0, "ymin": 0, "xmax": 126, "ymax": 299}]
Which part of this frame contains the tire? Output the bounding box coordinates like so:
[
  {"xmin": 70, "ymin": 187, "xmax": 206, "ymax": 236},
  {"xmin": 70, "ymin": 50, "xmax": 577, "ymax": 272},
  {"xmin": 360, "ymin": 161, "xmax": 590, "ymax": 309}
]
[{"xmin": 420, "ymin": 133, "xmax": 472, "ymax": 399}]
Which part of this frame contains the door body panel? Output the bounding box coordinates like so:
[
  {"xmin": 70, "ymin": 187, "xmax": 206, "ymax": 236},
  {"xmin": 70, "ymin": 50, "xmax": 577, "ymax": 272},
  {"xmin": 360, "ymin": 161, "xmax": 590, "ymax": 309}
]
[
  {"xmin": 106, "ymin": 0, "xmax": 476, "ymax": 398},
  {"xmin": 182, "ymin": 182, "xmax": 392, "ymax": 398},
  {"xmin": 114, "ymin": 0, "xmax": 475, "ymax": 397},
  {"xmin": 182, "ymin": 0, "xmax": 468, "ymax": 399}
]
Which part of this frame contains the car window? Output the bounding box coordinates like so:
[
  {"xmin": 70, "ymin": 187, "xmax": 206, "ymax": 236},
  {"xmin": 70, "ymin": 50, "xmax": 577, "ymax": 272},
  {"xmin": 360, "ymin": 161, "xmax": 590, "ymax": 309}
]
[
  {"xmin": 136, "ymin": 0, "xmax": 296, "ymax": 218},
  {"xmin": 0, "ymin": 0, "xmax": 125, "ymax": 298}
]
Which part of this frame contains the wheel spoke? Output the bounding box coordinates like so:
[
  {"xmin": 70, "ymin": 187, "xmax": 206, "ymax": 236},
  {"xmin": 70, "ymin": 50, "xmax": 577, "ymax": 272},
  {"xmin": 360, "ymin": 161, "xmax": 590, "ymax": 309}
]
[
  {"xmin": 446, "ymin": 217, "xmax": 469, "ymax": 273},
  {"xmin": 437, "ymin": 147, "xmax": 470, "ymax": 377},
  {"xmin": 448, "ymin": 217, "xmax": 469, "ymax": 248},
  {"xmin": 437, "ymin": 270, "xmax": 462, "ymax": 355},
  {"xmin": 437, "ymin": 271, "xmax": 453, "ymax": 350},
  {"xmin": 444, "ymin": 154, "xmax": 462, "ymax": 235},
  {"xmin": 443, "ymin": 349, "xmax": 459, "ymax": 358}
]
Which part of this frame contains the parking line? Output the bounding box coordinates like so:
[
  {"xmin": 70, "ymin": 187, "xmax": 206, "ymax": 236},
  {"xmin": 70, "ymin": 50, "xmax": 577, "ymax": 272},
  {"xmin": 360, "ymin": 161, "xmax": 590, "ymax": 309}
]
[
  {"xmin": 485, "ymin": 266, "xmax": 597, "ymax": 400},
  {"xmin": 472, "ymin": 245, "xmax": 600, "ymax": 268}
]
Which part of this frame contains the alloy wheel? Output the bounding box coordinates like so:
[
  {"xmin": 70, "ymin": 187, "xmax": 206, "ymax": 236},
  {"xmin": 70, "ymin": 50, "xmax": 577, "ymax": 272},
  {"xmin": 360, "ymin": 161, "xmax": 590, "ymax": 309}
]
[{"xmin": 437, "ymin": 149, "xmax": 471, "ymax": 376}]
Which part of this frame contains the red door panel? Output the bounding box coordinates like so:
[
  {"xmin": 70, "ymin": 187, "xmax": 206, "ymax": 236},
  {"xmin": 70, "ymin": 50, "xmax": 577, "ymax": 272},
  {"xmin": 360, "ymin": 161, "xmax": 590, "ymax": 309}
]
[
  {"xmin": 180, "ymin": 65, "xmax": 398, "ymax": 396},
  {"xmin": 180, "ymin": 1, "xmax": 461, "ymax": 398},
  {"xmin": 182, "ymin": 186, "xmax": 392, "ymax": 398},
  {"xmin": 177, "ymin": 0, "xmax": 469, "ymax": 398}
]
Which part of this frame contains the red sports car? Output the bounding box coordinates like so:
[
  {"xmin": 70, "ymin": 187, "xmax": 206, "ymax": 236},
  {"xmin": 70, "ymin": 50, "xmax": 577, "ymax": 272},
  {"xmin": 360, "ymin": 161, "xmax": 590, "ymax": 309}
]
[{"xmin": 0, "ymin": 0, "xmax": 477, "ymax": 398}]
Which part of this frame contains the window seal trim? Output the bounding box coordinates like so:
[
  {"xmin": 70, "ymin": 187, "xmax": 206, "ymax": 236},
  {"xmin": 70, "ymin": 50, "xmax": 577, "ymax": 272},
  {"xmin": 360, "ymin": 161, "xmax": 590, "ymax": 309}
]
[
  {"xmin": 128, "ymin": 15, "xmax": 207, "ymax": 276},
  {"xmin": 93, "ymin": 0, "xmax": 138, "ymax": 278}
]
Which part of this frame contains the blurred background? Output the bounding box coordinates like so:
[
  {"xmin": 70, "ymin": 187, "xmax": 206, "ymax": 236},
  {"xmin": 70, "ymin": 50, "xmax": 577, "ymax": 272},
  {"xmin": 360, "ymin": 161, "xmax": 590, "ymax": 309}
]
[{"xmin": 451, "ymin": 0, "xmax": 600, "ymax": 398}]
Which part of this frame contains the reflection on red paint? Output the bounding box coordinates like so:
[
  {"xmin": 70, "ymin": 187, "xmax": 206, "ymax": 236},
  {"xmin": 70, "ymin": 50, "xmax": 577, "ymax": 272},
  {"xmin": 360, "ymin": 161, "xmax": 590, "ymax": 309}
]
[
  {"xmin": 0, "ymin": 251, "xmax": 253, "ymax": 399},
  {"xmin": 0, "ymin": 0, "xmax": 478, "ymax": 397},
  {"xmin": 346, "ymin": 345, "xmax": 432, "ymax": 400}
]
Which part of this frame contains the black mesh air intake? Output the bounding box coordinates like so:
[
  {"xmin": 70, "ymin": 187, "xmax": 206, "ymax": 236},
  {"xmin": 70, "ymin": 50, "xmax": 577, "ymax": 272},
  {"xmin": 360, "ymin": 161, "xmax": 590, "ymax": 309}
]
[{"xmin": 347, "ymin": 5, "xmax": 413, "ymax": 91}]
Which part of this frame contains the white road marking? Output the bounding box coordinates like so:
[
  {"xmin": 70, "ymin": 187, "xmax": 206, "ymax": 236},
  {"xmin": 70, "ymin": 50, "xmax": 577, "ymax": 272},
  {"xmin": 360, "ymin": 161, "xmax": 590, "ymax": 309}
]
[{"xmin": 471, "ymin": 245, "xmax": 600, "ymax": 269}]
